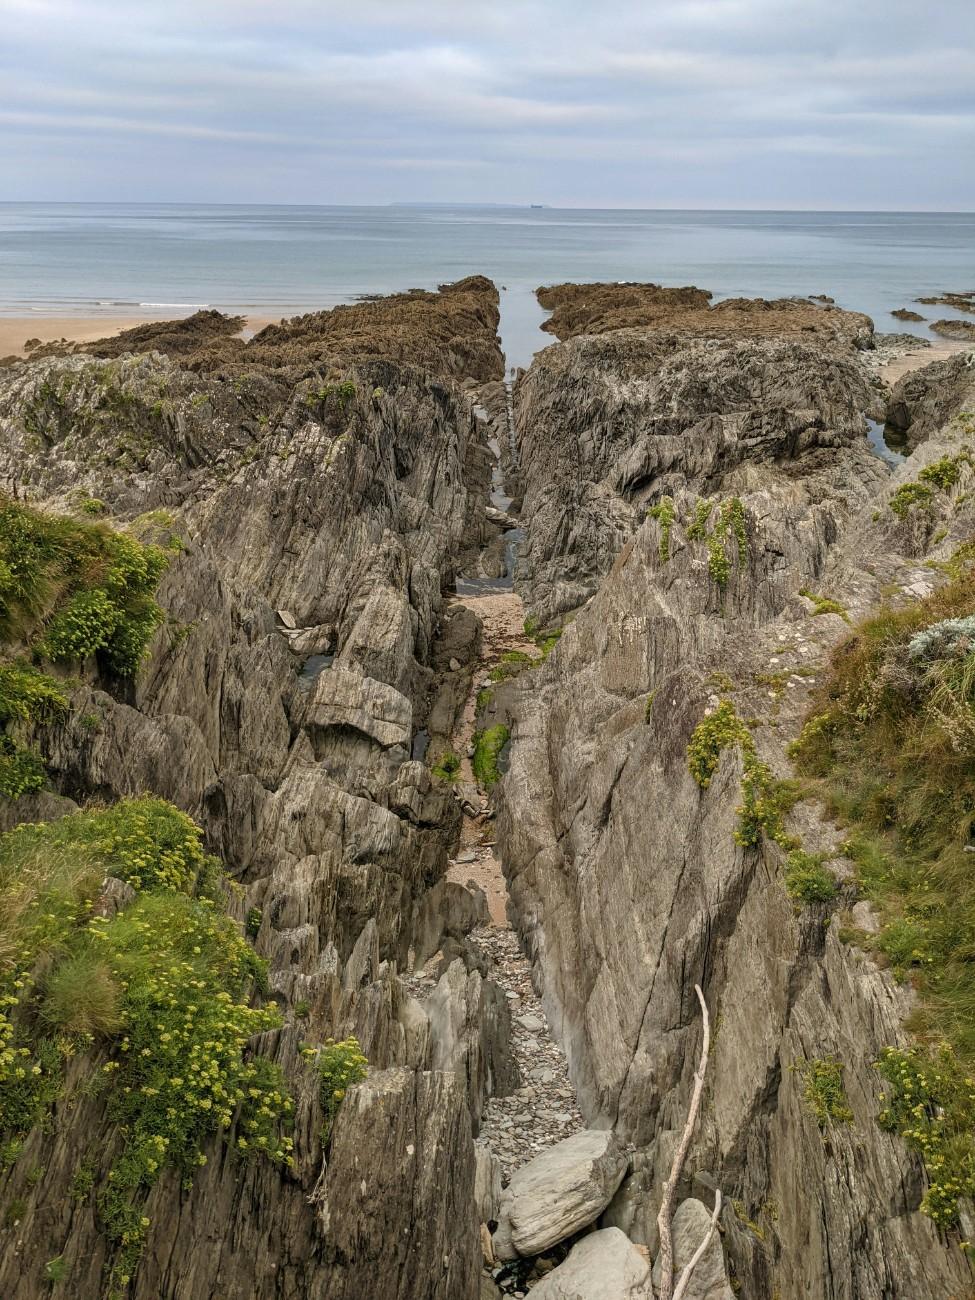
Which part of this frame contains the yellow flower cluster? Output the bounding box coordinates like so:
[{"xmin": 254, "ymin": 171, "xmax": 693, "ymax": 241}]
[{"xmin": 877, "ymin": 1044, "xmax": 975, "ymax": 1228}]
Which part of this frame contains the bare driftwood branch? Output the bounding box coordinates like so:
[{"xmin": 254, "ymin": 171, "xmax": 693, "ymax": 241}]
[
  {"xmin": 654, "ymin": 983, "xmax": 713, "ymax": 1300},
  {"xmin": 671, "ymin": 1189, "xmax": 722, "ymax": 1300}
]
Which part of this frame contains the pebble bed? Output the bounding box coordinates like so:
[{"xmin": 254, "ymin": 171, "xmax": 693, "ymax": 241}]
[{"xmin": 472, "ymin": 925, "xmax": 583, "ymax": 1181}]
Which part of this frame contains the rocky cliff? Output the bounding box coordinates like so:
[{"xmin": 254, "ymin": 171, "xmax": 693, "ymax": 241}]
[
  {"xmin": 2, "ymin": 271, "xmax": 974, "ymax": 1300},
  {"xmin": 0, "ymin": 280, "xmax": 510, "ymax": 1299},
  {"xmin": 499, "ymin": 286, "xmax": 975, "ymax": 1297}
]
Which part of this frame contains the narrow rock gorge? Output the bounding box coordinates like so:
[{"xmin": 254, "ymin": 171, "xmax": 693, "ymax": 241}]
[{"xmin": 0, "ymin": 276, "xmax": 973, "ymax": 1299}]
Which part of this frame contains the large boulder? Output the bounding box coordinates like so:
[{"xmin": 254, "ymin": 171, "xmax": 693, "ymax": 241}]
[
  {"xmin": 530, "ymin": 1228, "xmax": 650, "ymax": 1299},
  {"xmin": 493, "ymin": 1129, "xmax": 628, "ymax": 1260}
]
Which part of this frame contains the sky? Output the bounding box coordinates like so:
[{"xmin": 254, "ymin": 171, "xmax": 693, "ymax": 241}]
[{"xmin": 1, "ymin": 0, "xmax": 973, "ymax": 209}]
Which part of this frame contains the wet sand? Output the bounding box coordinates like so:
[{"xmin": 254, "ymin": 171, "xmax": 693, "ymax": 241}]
[
  {"xmin": 0, "ymin": 313, "xmax": 286, "ymax": 358},
  {"xmin": 876, "ymin": 337, "xmax": 970, "ymax": 385}
]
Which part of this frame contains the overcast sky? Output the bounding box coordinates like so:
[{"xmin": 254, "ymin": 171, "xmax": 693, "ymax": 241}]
[{"xmin": 1, "ymin": 0, "xmax": 973, "ymax": 208}]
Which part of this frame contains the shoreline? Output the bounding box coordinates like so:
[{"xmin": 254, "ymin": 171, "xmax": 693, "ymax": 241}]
[
  {"xmin": 0, "ymin": 311, "xmax": 968, "ymax": 387},
  {"xmin": 0, "ymin": 311, "xmax": 292, "ymax": 359}
]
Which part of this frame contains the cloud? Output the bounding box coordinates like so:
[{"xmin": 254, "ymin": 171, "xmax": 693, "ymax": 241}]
[{"xmin": 0, "ymin": 0, "xmax": 972, "ymax": 204}]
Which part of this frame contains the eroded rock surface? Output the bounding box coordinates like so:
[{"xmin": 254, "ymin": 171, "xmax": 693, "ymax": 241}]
[{"xmin": 499, "ymin": 328, "xmax": 975, "ymax": 1296}]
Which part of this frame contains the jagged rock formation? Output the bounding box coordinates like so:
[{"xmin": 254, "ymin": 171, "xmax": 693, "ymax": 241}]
[
  {"xmin": 930, "ymin": 318, "xmax": 975, "ymax": 342},
  {"xmin": 0, "ymin": 281, "xmax": 507, "ymax": 1298},
  {"xmin": 514, "ymin": 318, "xmax": 884, "ymax": 626},
  {"xmin": 27, "ymin": 276, "xmax": 504, "ymax": 383},
  {"xmin": 886, "ymin": 348, "xmax": 975, "ymax": 449},
  {"xmin": 537, "ymin": 280, "xmax": 873, "ymax": 347},
  {"xmin": 499, "ymin": 315, "xmax": 975, "ymax": 1295}
]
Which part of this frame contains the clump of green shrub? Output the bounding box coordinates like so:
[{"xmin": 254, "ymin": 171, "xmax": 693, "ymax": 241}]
[
  {"xmin": 0, "ymin": 797, "xmax": 294, "ymax": 1294},
  {"xmin": 688, "ymin": 700, "xmax": 798, "ymax": 848},
  {"xmin": 685, "ymin": 497, "xmax": 748, "ymax": 588},
  {"xmin": 799, "ymin": 589, "xmax": 849, "ymax": 620},
  {"xmin": 796, "ymin": 1057, "xmax": 853, "ymax": 1128},
  {"xmin": 648, "ymin": 496, "xmax": 676, "ymax": 562},
  {"xmin": 0, "ymin": 497, "xmax": 169, "ymax": 677},
  {"xmin": 0, "ymin": 796, "xmax": 220, "ymax": 896},
  {"xmin": 784, "ymin": 849, "xmax": 838, "ymax": 903},
  {"xmin": 876, "ymin": 1044, "xmax": 975, "ymax": 1228},
  {"xmin": 687, "ymin": 700, "xmax": 751, "ymax": 788},
  {"xmin": 472, "ymin": 725, "xmax": 510, "ymax": 788},
  {"xmin": 307, "ymin": 1036, "xmax": 368, "ymax": 1141},
  {"xmin": 889, "ymin": 481, "xmax": 934, "ymax": 519}
]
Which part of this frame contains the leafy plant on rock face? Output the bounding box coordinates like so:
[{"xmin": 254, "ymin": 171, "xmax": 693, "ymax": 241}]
[
  {"xmin": 796, "ymin": 1057, "xmax": 853, "ymax": 1128},
  {"xmin": 306, "ymin": 1036, "xmax": 368, "ymax": 1142},
  {"xmin": 0, "ymin": 498, "xmax": 169, "ymax": 678},
  {"xmin": 0, "ymin": 797, "xmax": 294, "ymax": 1296}
]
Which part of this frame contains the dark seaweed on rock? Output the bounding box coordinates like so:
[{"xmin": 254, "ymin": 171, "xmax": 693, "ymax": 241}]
[
  {"xmin": 536, "ymin": 279, "xmax": 874, "ymax": 349},
  {"xmin": 35, "ymin": 276, "xmax": 504, "ymax": 385}
]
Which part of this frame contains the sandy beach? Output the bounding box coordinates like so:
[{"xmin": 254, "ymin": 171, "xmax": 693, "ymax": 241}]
[
  {"xmin": 0, "ymin": 312, "xmax": 285, "ymax": 358},
  {"xmin": 876, "ymin": 336, "xmax": 970, "ymax": 385}
]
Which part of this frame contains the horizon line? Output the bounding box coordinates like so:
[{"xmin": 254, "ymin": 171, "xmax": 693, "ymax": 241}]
[{"xmin": 1, "ymin": 200, "xmax": 974, "ymax": 215}]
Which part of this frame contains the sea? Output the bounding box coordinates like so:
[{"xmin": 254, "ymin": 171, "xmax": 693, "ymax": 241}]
[{"xmin": 0, "ymin": 204, "xmax": 972, "ymax": 369}]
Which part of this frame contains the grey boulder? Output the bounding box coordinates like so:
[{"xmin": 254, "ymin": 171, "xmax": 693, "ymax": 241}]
[
  {"xmin": 651, "ymin": 1199, "xmax": 733, "ymax": 1300},
  {"xmin": 530, "ymin": 1228, "xmax": 650, "ymax": 1299},
  {"xmin": 493, "ymin": 1129, "xmax": 628, "ymax": 1259}
]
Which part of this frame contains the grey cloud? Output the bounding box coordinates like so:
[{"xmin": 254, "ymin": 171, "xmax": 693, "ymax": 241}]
[{"xmin": 0, "ymin": 0, "xmax": 972, "ymax": 205}]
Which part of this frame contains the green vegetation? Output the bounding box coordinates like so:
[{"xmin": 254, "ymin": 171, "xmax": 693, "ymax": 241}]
[
  {"xmin": 431, "ymin": 750, "xmax": 461, "ymax": 783},
  {"xmin": 0, "ymin": 797, "xmax": 295, "ymax": 1293},
  {"xmin": 687, "ymin": 700, "xmax": 751, "ymax": 788},
  {"xmin": 799, "ymin": 589, "xmax": 849, "ymax": 621},
  {"xmin": 44, "ymin": 1256, "xmax": 68, "ymax": 1286},
  {"xmin": 888, "ymin": 450, "xmax": 973, "ymax": 520},
  {"xmin": 305, "ymin": 379, "xmax": 357, "ymax": 411},
  {"xmin": 790, "ymin": 556, "xmax": 975, "ymax": 1224},
  {"xmin": 0, "ymin": 496, "xmax": 170, "ymax": 677},
  {"xmin": 685, "ymin": 497, "xmax": 748, "ymax": 588},
  {"xmin": 489, "ymin": 649, "xmax": 534, "ymax": 682},
  {"xmin": 306, "ymin": 1036, "xmax": 368, "ymax": 1142},
  {"xmin": 796, "ymin": 1057, "xmax": 854, "ymax": 1128},
  {"xmin": 889, "ymin": 481, "xmax": 934, "ymax": 519},
  {"xmin": 687, "ymin": 699, "xmax": 799, "ymax": 850},
  {"xmin": 472, "ymin": 724, "xmax": 510, "ymax": 788},
  {"xmin": 648, "ymin": 496, "xmax": 676, "ymax": 562},
  {"xmin": 687, "ymin": 500, "xmax": 713, "ymax": 541},
  {"xmin": 920, "ymin": 457, "xmax": 965, "ymax": 490},
  {"xmin": 784, "ymin": 849, "xmax": 838, "ymax": 903},
  {"xmin": 876, "ymin": 1045, "xmax": 975, "ymax": 1227}
]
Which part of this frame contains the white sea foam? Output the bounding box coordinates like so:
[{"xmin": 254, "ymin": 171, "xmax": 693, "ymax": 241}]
[{"xmin": 139, "ymin": 302, "xmax": 210, "ymax": 309}]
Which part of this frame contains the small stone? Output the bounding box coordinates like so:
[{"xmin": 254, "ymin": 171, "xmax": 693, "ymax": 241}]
[
  {"xmin": 449, "ymin": 656, "xmax": 462, "ymax": 671},
  {"xmin": 516, "ymin": 1013, "xmax": 544, "ymax": 1032},
  {"xmin": 457, "ymin": 849, "xmax": 477, "ymax": 864}
]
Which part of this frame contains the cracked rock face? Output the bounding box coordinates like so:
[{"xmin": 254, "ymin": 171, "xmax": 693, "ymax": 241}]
[
  {"xmin": 0, "ymin": 282, "xmax": 505, "ymax": 1299},
  {"xmin": 499, "ymin": 329, "xmax": 975, "ymax": 1296},
  {"xmin": 513, "ymin": 325, "xmax": 883, "ymax": 626}
]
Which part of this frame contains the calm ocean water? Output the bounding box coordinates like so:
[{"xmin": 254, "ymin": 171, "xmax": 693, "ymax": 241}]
[{"xmin": 0, "ymin": 204, "xmax": 972, "ymax": 368}]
